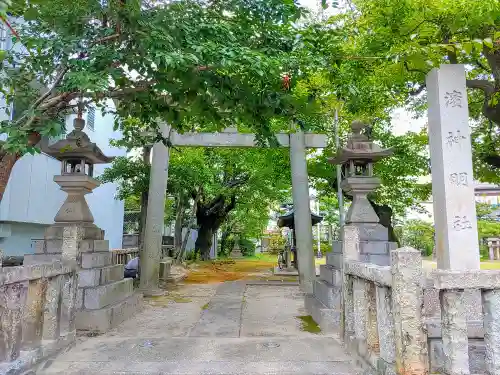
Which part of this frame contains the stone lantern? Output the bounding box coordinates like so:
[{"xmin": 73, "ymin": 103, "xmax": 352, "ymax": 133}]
[
  {"xmin": 45, "ymin": 117, "xmax": 113, "ymax": 224},
  {"xmin": 329, "ymin": 120, "xmax": 393, "ymax": 225}
]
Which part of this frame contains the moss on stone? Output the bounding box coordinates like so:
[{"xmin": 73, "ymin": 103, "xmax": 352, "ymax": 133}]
[{"xmin": 296, "ymin": 315, "xmax": 321, "ymax": 334}]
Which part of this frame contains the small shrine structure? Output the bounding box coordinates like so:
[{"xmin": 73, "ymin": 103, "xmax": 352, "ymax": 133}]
[{"xmin": 277, "ymin": 209, "xmax": 323, "ymax": 271}]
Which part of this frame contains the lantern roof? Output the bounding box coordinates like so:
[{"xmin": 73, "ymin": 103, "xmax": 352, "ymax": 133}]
[
  {"xmin": 277, "ymin": 209, "xmax": 323, "ymax": 229},
  {"xmin": 328, "ymin": 120, "xmax": 393, "ymax": 165},
  {"xmin": 45, "ymin": 118, "xmax": 113, "ymax": 164}
]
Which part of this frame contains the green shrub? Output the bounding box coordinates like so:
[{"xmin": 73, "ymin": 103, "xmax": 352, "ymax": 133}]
[
  {"xmin": 400, "ymin": 220, "xmax": 434, "ymax": 256},
  {"xmin": 312, "ymin": 240, "xmax": 331, "ymax": 254},
  {"xmin": 268, "ymin": 233, "xmax": 286, "ymax": 254},
  {"xmin": 238, "ymin": 238, "xmax": 256, "ymax": 257},
  {"xmin": 218, "ymin": 235, "xmax": 235, "ymax": 258}
]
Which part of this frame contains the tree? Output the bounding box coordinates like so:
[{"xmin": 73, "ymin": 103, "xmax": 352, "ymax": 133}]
[
  {"xmin": 399, "ymin": 219, "xmax": 434, "ymax": 256},
  {"xmin": 101, "ymin": 146, "xmax": 292, "ymax": 260},
  {"xmin": 0, "ymin": 0, "xmax": 323, "ymax": 202},
  {"xmin": 322, "ymin": 0, "xmax": 500, "ymax": 173}
]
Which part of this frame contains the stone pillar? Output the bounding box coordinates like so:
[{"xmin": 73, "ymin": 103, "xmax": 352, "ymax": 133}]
[
  {"xmin": 0, "ymin": 282, "xmax": 26, "ymax": 362},
  {"xmin": 43, "ymin": 276, "xmax": 62, "ymax": 340},
  {"xmin": 366, "ymin": 282, "xmax": 379, "ymax": 354},
  {"xmin": 140, "ymin": 123, "xmax": 170, "ymax": 296},
  {"xmin": 390, "ymin": 248, "xmax": 428, "ymax": 375},
  {"xmin": 482, "ymin": 289, "xmax": 500, "ymax": 375},
  {"xmin": 290, "ymin": 127, "xmax": 315, "ymax": 294},
  {"xmin": 343, "ymin": 274, "xmax": 355, "ymax": 340},
  {"xmin": 426, "ymin": 64, "xmax": 480, "ymax": 270},
  {"xmin": 376, "ymin": 285, "xmax": 396, "ymax": 364},
  {"xmin": 440, "ymin": 290, "xmax": 470, "ymax": 375},
  {"xmin": 352, "ymin": 277, "xmax": 368, "ymax": 353},
  {"xmin": 22, "ymin": 278, "xmax": 46, "ymax": 349}
]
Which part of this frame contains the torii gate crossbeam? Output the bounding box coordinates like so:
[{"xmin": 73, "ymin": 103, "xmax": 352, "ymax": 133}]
[{"xmin": 139, "ymin": 124, "xmax": 328, "ymax": 296}]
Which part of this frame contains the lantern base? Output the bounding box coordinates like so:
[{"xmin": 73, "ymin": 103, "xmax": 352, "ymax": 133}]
[
  {"xmin": 53, "ymin": 175, "xmax": 100, "ymax": 223},
  {"xmin": 341, "ymin": 176, "xmax": 381, "ymax": 225}
]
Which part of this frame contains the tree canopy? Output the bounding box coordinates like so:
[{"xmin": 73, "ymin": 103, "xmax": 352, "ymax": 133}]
[{"xmin": 1, "ymin": 0, "xmax": 499, "ymax": 238}]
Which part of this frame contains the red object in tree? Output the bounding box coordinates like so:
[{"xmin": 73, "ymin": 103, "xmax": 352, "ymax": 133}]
[{"xmin": 282, "ymin": 74, "xmax": 291, "ymax": 91}]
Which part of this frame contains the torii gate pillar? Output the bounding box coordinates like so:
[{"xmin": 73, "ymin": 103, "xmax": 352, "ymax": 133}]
[
  {"xmin": 140, "ymin": 125, "xmax": 326, "ymax": 295},
  {"xmin": 290, "ymin": 127, "xmax": 316, "ymax": 294}
]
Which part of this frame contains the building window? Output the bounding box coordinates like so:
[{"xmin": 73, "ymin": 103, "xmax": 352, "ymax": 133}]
[
  {"xmin": 0, "ymin": 23, "xmax": 9, "ymax": 51},
  {"xmin": 86, "ymin": 107, "xmax": 95, "ymax": 131}
]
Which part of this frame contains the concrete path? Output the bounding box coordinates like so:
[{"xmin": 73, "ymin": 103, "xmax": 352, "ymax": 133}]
[{"xmin": 40, "ymin": 281, "xmax": 361, "ymax": 375}]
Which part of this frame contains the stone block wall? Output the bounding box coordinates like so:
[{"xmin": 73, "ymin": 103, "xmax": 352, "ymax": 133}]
[
  {"xmin": 25, "ymin": 223, "xmax": 143, "ymax": 334},
  {"xmin": 338, "ymin": 248, "xmax": 500, "ymax": 375},
  {"xmin": 0, "ymin": 261, "xmax": 77, "ymax": 375},
  {"xmin": 342, "ymin": 248, "xmax": 428, "ymax": 375}
]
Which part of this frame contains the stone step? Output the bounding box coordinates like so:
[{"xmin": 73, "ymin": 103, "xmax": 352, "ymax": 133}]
[
  {"xmin": 78, "ymin": 239, "xmax": 110, "ymax": 253},
  {"xmin": 313, "ymin": 279, "xmax": 341, "ymax": 309},
  {"xmin": 319, "ymin": 265, "xmax": 341, "ymax": 286},
  {"xmin": 81, "ymin": 252, "xmax": 112, "ymax": 269},
  {"xmin": 78, "ymin": 264, "xmax": 124, "ymax": 288},
  {"xmin": 40, "ymin": 361, "xmax": 360, "ymax": 375},
  {"xmin": 81, "ymin": 278, "xmax": 134, "ymax": 310},
  {"xmin": 76, "ymin": 292, "xmax": 143, "ymax": 333},
  {"xmin": 359, "ymin": 241, "xmax": 396, "ymax": 255},
  {"xmin": 23, "ymin": 254, "xmax": 61, "ymax": 265},
  {"xmin": 304, "ymin": 294, "xmax": 341, "ymax": 334},
  {"xmin": 326, "ymin": 253, "xmax": 342, "ymax": 269},
  {"xmin": 40, "ymin": 337, "xmax": 361, "ymax": 375}
]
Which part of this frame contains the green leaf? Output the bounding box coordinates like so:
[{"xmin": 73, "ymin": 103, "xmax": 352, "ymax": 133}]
[
  {"xmin": 483, "ymin": 38, "xmax": 493, "ymax": 48},
  {"xmin": 462, "ymin": 42, "xmax": 473, "ymax": 55},
  {"xmin": 24, "ymin": 7, "xmax": 39, "ymax": 21}
]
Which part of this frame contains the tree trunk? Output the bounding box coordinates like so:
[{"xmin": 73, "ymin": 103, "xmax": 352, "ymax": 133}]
[
  {"xmin": 138, "ymin": 146, "xmax": 152, "ymax": 248},
  {"xmin": 0, "ymin": 152, "xmax": 19, "ymax": 202},
  {"xmin": 195, "ymin": 226, "xmax": 214, "ymax": 261}
]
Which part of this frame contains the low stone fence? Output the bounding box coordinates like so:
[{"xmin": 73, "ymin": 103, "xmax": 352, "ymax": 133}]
[
  {"xmin": 111, "ymin": 248, "xmax": 139, "ymax": 265},
  {"xmin": 343, "ymin": 248, "xmax": 428, "ymax": 375},
  {"xmin": 428, "ymin": 270, "xmax": 500, "ymax": 375},
  {"xmin": 111, "ymin": 246, "xmax": 173, "ymax": 266},
  {"xmin": 0, "ymin": 261, "xmax": 77, "ymax": 375},
  {"xmin": 342, "ymin": 248, "xmax": 500, "ymax": 375}
]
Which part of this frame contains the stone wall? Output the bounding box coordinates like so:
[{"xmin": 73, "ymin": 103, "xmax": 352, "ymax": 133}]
[
  {"xmin": 342, "ymin": 248, "xmax": 427, "ymax": 375},
  {"xmin": 0, "ymin": 261, "xmax": 77, "ymax": 375},
  {"xmin": 339, "ymin": 248, "xmax": 500, "ymax": 375}
]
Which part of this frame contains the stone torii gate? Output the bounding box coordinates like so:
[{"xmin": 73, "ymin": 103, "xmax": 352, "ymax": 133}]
[{"xmin": 139, "ymin": 124, "xmax": 328, "ymax": 296}]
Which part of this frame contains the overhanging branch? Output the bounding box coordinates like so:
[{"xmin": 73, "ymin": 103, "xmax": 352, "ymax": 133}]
[{"xmin": 466, "ymin": 79, "xmax": 495, "ymax": 95}]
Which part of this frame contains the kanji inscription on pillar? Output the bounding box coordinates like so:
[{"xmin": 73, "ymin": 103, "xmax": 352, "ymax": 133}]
[
  {"xmin": 445, "ymin": 131, "xmax": 467, "ymax": 147},
  {"xmin": 426, "ymin": 64, "xmax": 479, "ymax": 270},
  {"xmin": 449, "ymin": 172, "xmax": 468, "ymax": 186},
  {"xmin": 444, "ymin": 90, "xmax": 463, "ymax": 108}
]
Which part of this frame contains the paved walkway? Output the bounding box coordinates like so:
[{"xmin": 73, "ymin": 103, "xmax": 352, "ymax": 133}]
[{"xmin": 41, "ymin": 281, "xmax": 360, "ymax": 375}]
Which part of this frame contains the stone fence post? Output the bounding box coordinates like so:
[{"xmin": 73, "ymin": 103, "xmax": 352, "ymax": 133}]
[{"xmin": 391, "ymin": 248, "xmax": 428, "ymax": 375}]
